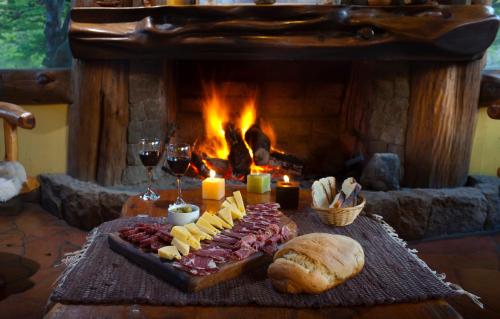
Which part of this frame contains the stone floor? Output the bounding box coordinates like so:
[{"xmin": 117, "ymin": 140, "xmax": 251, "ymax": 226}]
[{"xmin": 0, "ymin": 204, "xmax": 498, "ymax": 319}]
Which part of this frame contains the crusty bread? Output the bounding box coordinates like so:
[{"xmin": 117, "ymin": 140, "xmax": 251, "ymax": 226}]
[
  {"xmin": 267, "ymin": 233, "xmax": 364, "ymax": 294},
  {"xmin": 312, "ymin": 177, "xmax": 337, "ymax": 208}
]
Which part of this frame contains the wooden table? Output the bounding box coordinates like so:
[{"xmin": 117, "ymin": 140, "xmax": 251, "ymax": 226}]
[{"xmin": 45, "ymin": 188, "xmax": 463, "ymax": 319}]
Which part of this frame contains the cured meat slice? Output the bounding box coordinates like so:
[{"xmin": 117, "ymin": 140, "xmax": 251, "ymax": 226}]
[
  {"xmin": 232, "ymin": 247, "xmax": 256, "ymax": 260},
  {"xmin": 261, "ymin": 241, "xmax": 278, "ymax": 256},
  {"xmin": 195, "ymin": 246, "xmax": 231, "ymax": 263},
  {"xmin": 212, "ymin": 234, "xmax": 239, "ymax": 244},
  {"xmin": 139, "ymin": 235, "xmax": 159, "ymax": 248},
  {"xmin": 222, "ymin": 230, "xmax": 248, "ymax": 239}
]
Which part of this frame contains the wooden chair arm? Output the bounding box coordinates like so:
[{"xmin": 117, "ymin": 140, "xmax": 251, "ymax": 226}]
[{"xmin": 0, "ymin": 101, "xmax": 35, "ymax": 129}]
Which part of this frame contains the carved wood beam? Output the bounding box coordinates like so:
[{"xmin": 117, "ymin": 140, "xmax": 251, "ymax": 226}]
[
  {"xmin": 0, "ymin": 69, "xmax": 72, "ymax": 105},
  {"xmin": 69, "ymin": 5, "xmax": 499, "ymax": 61},
  {"xmin": 479, "ymin": 70, "xmax": 500, "ymax": 119}
]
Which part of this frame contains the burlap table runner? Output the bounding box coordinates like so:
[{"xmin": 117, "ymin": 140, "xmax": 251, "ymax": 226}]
[{"xmin": 50, "ymin": 210, "xmax": 461, "ymax": 307}]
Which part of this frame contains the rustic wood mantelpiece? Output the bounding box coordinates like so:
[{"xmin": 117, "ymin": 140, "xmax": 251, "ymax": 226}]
[
  {"xmin": 69, "ymin": 5, "xmax": 498, "ymax": 61},
  {"xmin": 67, "ymin": 3, "xmax": 499, "ymax": 188}
]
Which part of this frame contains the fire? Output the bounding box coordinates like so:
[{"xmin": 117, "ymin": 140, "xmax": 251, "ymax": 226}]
[
  {"xmin": 197, "ymin": 83, "xmax": 288, "ymax": 180},
  {"xmin": 240, "ymin": 99, "xmax": 257, "ymax": 159},
  {"xmin": 200, "ymin": 86, "xmax": 229, "ymax": 159}
]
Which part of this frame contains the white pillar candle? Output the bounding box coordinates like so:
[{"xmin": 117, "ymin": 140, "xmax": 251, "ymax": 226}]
[{"xmin": 202, "ymin": 170, "xmax": 225, "ymax": 200}]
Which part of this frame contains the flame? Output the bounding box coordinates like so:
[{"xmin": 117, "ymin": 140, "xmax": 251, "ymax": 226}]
[
  {"xmin": 284, "ymin": 175, "xmax": 290, "ymax": 183},
  {"xmin": 260, "ymin": 119, "xmax": 277, "ymax": 148},
  {"xmin": 240, "ymin": 99, "xmax": 257, "ymax": 159},
  {"xmin": 209, "ymin": 169, "xmax": 216, "ymax": 178},
  {"xmin": 200, "ymin": 86, "xmax": 229, "ymax": 159},
  {"xmin": 198, "ymin": 83, "xmax": 287, "ymax": 180}
]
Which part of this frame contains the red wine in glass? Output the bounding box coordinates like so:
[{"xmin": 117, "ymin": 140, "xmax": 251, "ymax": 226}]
[
  {"xmin": 166, "ymin": 157, "xmax": 190, "ymax": 176},
  {"xmin": 138, "ymin": 138, "xmax": 162, "ymax": 201},
  {"xmin": 139, "ymin": 150, "xmax": 161, "ymax": 167},
  {"xmin": 166, "ymin": 143, "xmax": 191, "ymax": 205}
]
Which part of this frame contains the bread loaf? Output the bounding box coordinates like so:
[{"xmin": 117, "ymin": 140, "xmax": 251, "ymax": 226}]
[{"xmin": 267, "ymin": 233, "xmax": 364, "ymax": 294}]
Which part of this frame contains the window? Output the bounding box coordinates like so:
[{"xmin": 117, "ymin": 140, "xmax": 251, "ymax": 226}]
[
  {"xmin": 0, "ymin": 0, "xmax": 71, "ymax": 69},
  {"xmin": 487, "ymin": 1, "xmax": 500, "ymax": 69}
]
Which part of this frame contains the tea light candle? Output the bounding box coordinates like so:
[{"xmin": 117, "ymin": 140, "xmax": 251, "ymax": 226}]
[
  {"xmin": 246, "ymin": 172, "xmax": 271, "ymax": 194},
  {"xmin": 276, "ymin": 175, "xmax": 299, "ymax": 209},
  {"xmin": 202, "ymin": 170, "xmax": 225, "ymax": 200}
]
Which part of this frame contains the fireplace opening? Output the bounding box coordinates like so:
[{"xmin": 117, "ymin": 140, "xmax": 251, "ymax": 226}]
[
  {"xmin": 188, "ymin": 82, "xmax": 304, "ymax": 181},
  {"xmin": 168, "ymin": 60, "xmax": 355, "ymax": 183}
]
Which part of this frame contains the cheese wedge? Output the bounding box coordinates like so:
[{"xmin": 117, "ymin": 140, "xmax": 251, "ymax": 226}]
[
  {"xmin": 171, "ymin": 226, "xmax": 192, "ymax": 243},
  {"xmin": 221, "ymin": 200, "xmax": 232, "ymax": 209},
  {"xmin": 158, "ymin": 245, "xmax": 181, "ymax": 260},
  {"xmin": 214, "ymin": 214, "xmax": 231, "ymax": 229},
  {"xmin": 171, "ymin": 225, "xmax": 200, "ymax": 250},
  {"xmin": 172, "ymin": 238, "xmax": 190, "ymax": 256},
  {"xmin": 218, "ymin": 207, "xmax": 234, "ymax": 227},
  {"xmin": 233, "ymin": 191, "xmax": 246, "ymax": 215},
  {"xmin": 185, "ymin": 223, "xmax": 212, "ymax": 241},
  {"xmin": 226, "ymin": 196, "xmax": 237, "ymax": 206},
  {"xmin": 226, "ymin": 202, "xmax": 245, "ymax": 220},
  {"xmin": 196, "ymin": 218, "xmax": 219, "ymax": 235},
  {"xmin": 201, "ymin": 212, "xmax": 224, "ymax": 229}
]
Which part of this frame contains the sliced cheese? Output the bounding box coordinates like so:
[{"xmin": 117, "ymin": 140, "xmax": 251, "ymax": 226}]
[
  {"xmin": 196, "ymin": 218, "xmax": 219, "ymax": 235},
  {"xmin": 227, "ymin": 202, "xmax": 245, "ymax": 220},
  {"xmin": 233, "ymin": 190, "xmax": 246, "ymax": 215},
  {"xmin": 171, "ymin": 226, "xmax": 192, "ymax": 242},
  {"xmin": 226, "ymin": 196, "xmax": 237, "ymax": 206},
  {"xmin": 221, "ymin": 200, "xmax": 231, "ymax": 209},
  {"xmin": 218, "ymin": 207, "xmax": 234, "ymax": 227},
  {"xmin": 185, "ymin": 223, "xmax": 212, "ymax": 241},
  {"xmin": 172, "ymin": 237, "xmax": 190, "ymax": 256},
  {"xmin": 158, "ymin": 245, "xmax": 181, "ymax": 261},
  {"xmin": 214, "ymin": 214, "xmax": 231, "ymax": 229},
  {"xmin": 171, "ymin": 225, "xmax": 200, "ymax": 250},
  {"xmin": 201, "ymin": 212, "xmax": 224, "ymax": 229}
]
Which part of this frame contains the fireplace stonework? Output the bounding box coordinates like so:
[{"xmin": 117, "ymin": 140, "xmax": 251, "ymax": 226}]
[
  {"xmin": 48, "ymin": 3, "xmax": 500, "ymax": 235},
  {"xmin": 120, "ymin": 60, "xmax": 411, "ymax": 185}
]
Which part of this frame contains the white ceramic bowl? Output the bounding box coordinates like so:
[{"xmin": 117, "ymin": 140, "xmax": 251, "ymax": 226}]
[{"xmin": 167, "ymin": 204, "xmax": 200, "ymax": 226}]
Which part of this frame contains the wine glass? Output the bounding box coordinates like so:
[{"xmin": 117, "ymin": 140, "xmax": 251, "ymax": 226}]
[
  {"xmin": 166, "ymin": 143, "xmax": 191, "ymax": 205},
  {"xmin": 138, "ymin": 138, "xmax": 162, "ymax": 201}
]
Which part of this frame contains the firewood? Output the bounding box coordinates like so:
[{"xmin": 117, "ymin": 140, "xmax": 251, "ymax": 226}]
[
  {"xmin": 244, "ymin": 124, "xmax": 271, "ymax": 165},
  {"xmin": 225, "ymin": 123, "xmax": 252, "ymax": 177}
]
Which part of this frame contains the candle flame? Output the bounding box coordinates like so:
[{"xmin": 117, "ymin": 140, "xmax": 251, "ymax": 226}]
[
  {"xmin": 283, "ymin": 175, "xmax": 290, "ymax": 183},
  {"xmin": 210, "ymin": 169, "xmax": 216, "ymax": 178}
]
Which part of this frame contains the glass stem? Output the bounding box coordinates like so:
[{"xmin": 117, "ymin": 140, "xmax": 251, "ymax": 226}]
[
  {"xmin": 147, "ymin": 168, "xmax": 153, "ymax": 193},
  {"xmin": 176, "ymin": 176, "xmax": 182, "ymax": 200}
]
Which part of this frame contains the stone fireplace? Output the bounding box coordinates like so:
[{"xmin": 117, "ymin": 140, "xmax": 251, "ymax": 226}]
[
  {"xmin": 38, "ymin": 2, "xmax": 500, "ymax": 236},
  {"xmin": 67, "ymin": 4, "xmax": 499, "ymax": 189},
  {"xmin": 123, "ymin": 59, "xmax": 411, "ymax": 185}
]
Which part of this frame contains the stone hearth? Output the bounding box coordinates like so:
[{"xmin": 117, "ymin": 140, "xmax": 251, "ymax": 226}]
[{"xmin": 40, "ymin": 174, "xmax": 499, "ymax": 239}]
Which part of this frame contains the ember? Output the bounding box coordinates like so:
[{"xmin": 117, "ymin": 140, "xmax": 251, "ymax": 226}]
[{"xmin": 193, "ymin": 84, "xmax": 303, "ymax": 180}]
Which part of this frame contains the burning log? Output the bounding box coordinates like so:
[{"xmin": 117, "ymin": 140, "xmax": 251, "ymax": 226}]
[
  {"xmin": 225, "ymin": 123, "xmax": 252, "ymax": 177},
  {"xmin": 269, "ymin": 151, "xmax": 304, "ymax": 177},
  {"xmin": 244, "ymin": 123, "xmax": 271, "ymax": 166}
]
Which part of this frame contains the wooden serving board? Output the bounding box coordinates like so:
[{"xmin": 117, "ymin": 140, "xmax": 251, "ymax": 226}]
[{"xmin": 108, "ymin": 215, "xmax": 298, "ymax": 292}]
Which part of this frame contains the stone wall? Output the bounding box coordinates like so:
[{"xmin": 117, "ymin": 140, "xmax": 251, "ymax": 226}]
[
  {"xmin": 363, "ymin": 62, "xmax": 410, "ymax": 169},
  {"xmin": 363, "ymin": 175, "xmax": 500, "ymax": 241},
  {"xmin": 123, "ymin": 60, "xmax": 168, "ymax": 185}
]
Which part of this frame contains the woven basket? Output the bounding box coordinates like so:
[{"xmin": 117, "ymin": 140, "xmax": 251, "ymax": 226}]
[{"xmin": 312, "ymin": 196, "xmax": 366, "ymax": 226}]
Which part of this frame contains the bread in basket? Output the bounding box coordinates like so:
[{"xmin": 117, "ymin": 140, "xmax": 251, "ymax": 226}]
[{"xmin": 311, "ymin": 177, "xmax": 365, "ymax": 226}]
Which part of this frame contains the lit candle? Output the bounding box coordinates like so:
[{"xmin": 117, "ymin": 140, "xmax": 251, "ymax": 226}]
[
  {"xmin": 202, "ymin": 170, "xmax": 225, "ymax": 200},
  {"xmin": 276, "ymin": 175, "xmax": 299, "ymax": 209},
  {"xmin": 246, "ymin": 172, "xmax": 271, "ymax": 194}
]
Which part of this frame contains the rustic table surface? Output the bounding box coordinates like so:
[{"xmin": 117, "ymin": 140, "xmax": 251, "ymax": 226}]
[{"xmin": 44, "ymin": 187, "xmax": 463, "ymax": 319}]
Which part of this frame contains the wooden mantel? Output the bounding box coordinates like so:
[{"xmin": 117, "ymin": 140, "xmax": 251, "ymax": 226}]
[{"xmin": 69, "ymin": 4, "xmax": 499, "ymax": 61}]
